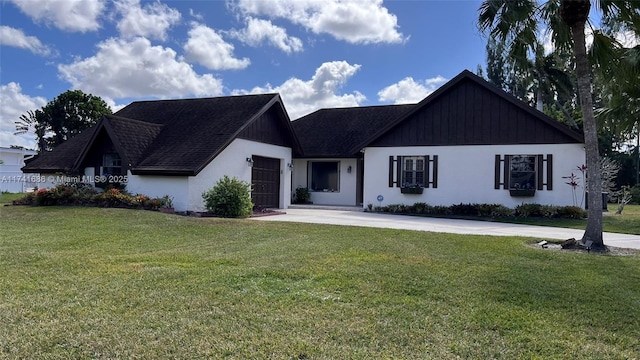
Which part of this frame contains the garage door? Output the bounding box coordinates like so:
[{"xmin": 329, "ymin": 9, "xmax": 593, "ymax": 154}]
[{"xmin": 251, "ymin": 156, "xmax": 281, "ymax": 209}]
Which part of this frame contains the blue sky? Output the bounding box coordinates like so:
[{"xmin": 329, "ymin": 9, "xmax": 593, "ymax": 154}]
[{"xmin": 1, "ymin": 0, "xmax": 489, "ymax": 149}]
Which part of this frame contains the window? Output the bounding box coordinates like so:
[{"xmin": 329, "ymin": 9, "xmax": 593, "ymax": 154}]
[
  {"xmin": 402, "ymin": 156, "xmax": 425, "ymax": 187},
  {"xmin": 101, "ymin": 153, "xmax": 121, "ymax": 175},
  {"xmin": 509, "ymin": 155, "xmax": 536, "ymax": 190},
  {"xmin": 494, "ymin": 154, "xmax": 553, "ymax": 195},
  {"xmin": 388, "ymin": 155, "xmax": 438, "ymax": 189},
  {"xmin": 309, "ymin": 161, "xmax": 339, "ymax": 192}
]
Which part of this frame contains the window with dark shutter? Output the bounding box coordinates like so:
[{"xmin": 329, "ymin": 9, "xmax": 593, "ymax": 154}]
[
  {"xmin": 495, "ymin": 154, "xmax": 553, "ymax": 196},
  {"xmin": 388, "ymin": 155, "xmax": 438, "ymax": 190}
]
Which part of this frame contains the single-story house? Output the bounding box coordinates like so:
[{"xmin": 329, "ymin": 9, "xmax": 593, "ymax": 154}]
[
  {"xmin": 23, "ymin": 70, "xmax": 585, "ymax": 211},
  {"xmin": 0, "ymin": 147, "xmax": 38, "ymax": 193}
]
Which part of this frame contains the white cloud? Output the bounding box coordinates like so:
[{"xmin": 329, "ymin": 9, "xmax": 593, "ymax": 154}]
[
  {"xmin": 230, "ymin": 17, "xmax": 303, "ymax": 53},
  {"xmin": 184, "ymin": 23, "xmax": 251, "ymax": 70},
  {"xmin": 234, "ymin": 61, "xmax": 365, "ymax": 119},
  {"xmin": 378, "ymin": 76, "xmax": 447, "ymax": 104},
  {"xmin": 233, "ymin": 0, "xmax": 405, "ymax": 44},
  {"xmin": 115, "ymin": 0, "xmax": 181, "ymax": 41},
  {"xmin": 58, "ymin": 37, "xmax": 223, "ymax": 100},
  {"xmin": 615, "ymin": 30, "xmax": 640, "ymax": 48},
  {"xmin": 8, "ymin": 0, "xmax": 106, "ymax": 32},
  {"xmin": 0, "ymin": 26, "xmax": 53, "ymax": 56},
  {"xmin": 189, "ymin": 8, "xmax": 204, "ymax": 21},
  {"xmin": 0, "ymin": 82, "xmax": 47, "ymax": 149}
]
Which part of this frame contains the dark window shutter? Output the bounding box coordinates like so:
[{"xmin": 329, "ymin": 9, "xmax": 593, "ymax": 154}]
[
  {"xmin": 396, "ymin": 156, "xmax": 402, "ymax": 187},
  {"xmin": 388, "ymin": 156, "xmax": 401, "ymax": 188},
  {"xmin": 536, "ymin": 154, "xmax": 553, "ymax": 190},
  {"xmin": 537, "ymin": 155, "xmax": 544, "ymax": 190},
  {"xmin": 425, "ymin": 155, "xmax": 438, "ymax": 188},
  {"xmin": 546, "ymin": 154, "xmax": 553, "ymax": 190},
  {"xmin": 504, "ymin": 155, "xmax": 511, "ymax": 189},
  {"xmin": 494, "ymin": 155, "xmax": 501, "ymax": 189},
  {"xmin": 495, "ymin": 155, "xmax": 510, "ymax": 190},
  {"xmin": 388, "ymin": 156, "xmax": 394, "ymax": 187},
  {"xmin": 424, "ymin": 155, "xmax": 430, "ymax": 188}
]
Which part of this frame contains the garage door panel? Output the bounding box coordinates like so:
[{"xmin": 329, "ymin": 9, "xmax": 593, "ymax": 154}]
[{"xmin": 251, "ymin": 156, "xmax": 280, "ymax": 208}]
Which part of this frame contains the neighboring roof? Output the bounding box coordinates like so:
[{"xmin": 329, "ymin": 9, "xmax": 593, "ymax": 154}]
[
  {"xmin": 0, "ymin": 147, "xmax": 38, "ymax": 156},
  {"xmin": 353, "ymin": 70, "xmax": 583, "ymax": 150},
  {"xmin": 24, "ymin": 93, "xmax": 300, "ymax": 176},
  {"xmin": 292, "ymin": 104, "xmax": 416, "ymax": 157}
]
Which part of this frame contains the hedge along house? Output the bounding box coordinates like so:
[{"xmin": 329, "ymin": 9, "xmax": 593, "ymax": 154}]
[
  {"xmin": 292, "ymin": 70, "xmax": 585, "ymax": 209},
  {"xmin": 22, "ymin": 94, "xmax": 302, "ymax": 212}
]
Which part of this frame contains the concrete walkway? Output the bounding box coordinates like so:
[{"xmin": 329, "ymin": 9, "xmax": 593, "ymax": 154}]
[{"xmin": 251, "ymin": 208, "xmax": 640, "ymax": 250}]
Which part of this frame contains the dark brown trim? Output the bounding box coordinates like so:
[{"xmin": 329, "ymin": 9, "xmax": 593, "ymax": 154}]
[{"xmin": 388, "ymin": 156, "xmax": 394, "ymax": 187}]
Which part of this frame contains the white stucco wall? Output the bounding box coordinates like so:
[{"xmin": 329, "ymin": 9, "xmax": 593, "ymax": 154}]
[
  {"xmin": 188, "ymin": 138, "xmax": 293, "ymax": 211},
  {"xmin": 0, "ymin": 147, "xmax": 38, "ymax": 192},
  {"xmin": 124, "ymin": 139, "xmax": 293, "ymax": 212},
  {"xmin": 126, "ymin": 173, "xmax": 190, "ymax": 211},
  {"xmin": 363, "ymin": 144, "xmax": 586, "ymax": 209},
  {"xmin": 291, "ymin": 158, "xmax": 358, "ymax": 206}
]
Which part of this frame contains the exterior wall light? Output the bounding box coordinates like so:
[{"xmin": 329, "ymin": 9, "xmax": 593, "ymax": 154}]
[
  {"xmin": 287, "ymin": 163, "xmax": 294, "ymax": 170},
  {"xmin": 246, "ymin": 157, "xmax": 254, "ymax": 167}
]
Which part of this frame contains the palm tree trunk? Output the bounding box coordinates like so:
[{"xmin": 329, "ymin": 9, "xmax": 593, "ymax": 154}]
[{"xmin": 569, "ymin": 21, "xmax": 604, "ymax": 247}]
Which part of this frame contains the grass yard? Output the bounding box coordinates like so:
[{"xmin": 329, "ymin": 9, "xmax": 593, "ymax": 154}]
[
  {"xmin": 1, "ymin": 204, "xmax": 639, "ymax": 359},
  {"xmin": 504, "ymin": 204, "xmax": 640, "ymax": 235}
]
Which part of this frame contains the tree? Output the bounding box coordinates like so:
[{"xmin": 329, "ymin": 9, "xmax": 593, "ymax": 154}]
[
  {"xmin": 479, "ymin": 0, "xmax": 640, "ymax": 249},
  {"xmin": 15, "ymin": 90, "xmax": 112, "ymax": 151},
  {"xmin": 14, "ymin": 109, "xmax": 47, "ymax": 151}
]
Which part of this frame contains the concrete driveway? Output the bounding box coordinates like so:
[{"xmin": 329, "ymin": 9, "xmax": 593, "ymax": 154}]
[{"xmin": 251, "ymin": 208, "xmax": 640, "ymax": 250}]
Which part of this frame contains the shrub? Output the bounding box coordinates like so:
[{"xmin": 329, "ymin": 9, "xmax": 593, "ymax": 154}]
[
  {"xmin": 202, "ymin": 176, "xmax": 253, "ymax": 218},
  {"xmin": 490, "ymin": 205, "xmax": 514, "ymax": 218},
  {"xmin": 411, "ymin": 202, "xmax": 430, "ymax": 214},
  {"xmin": 12, "ymin": 192, "xmax": 36, "ymax": 205},
  {"xmin": 556, "ymin": 206, "xmax": 587, "ymax": 219},
  {"xmin": 630, "ymin": 184, "xmax": 640, "ymax": 205},
  {"xmin": 143, "ymin": 198, "xmax": 163, "ymax": 210},
  {"xmin": 539, "ymin": 205, "xmax": 558, "ymax": 218},
  {"xmin": 515, "ymin": 203, "xmax": 543, "ymax": 217},
  {"xmin": 293, "ymin": 187, "xmax": 311, "ymax": 204},
  {"xmin": 94, "ymin": 188, "xmax": 137, "ymax": 208},
  {"xmin": 450, "ymin": 203, "xmax": 478, "ymax": 216}
]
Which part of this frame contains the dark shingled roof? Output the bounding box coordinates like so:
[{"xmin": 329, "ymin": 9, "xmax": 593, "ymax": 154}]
[
  {"xmin": 24, "ymin": 93, "xmax": 296, "ymax": 176},
  {"xmin": 102, "ymin": 115, "xmax": 164, "ymax": 167},
  {"xmin": 22, "ymin": 128, "xmax": 96, "ymax": 173},
  {"xmin": 116, "ymin": 93, "xmax": 283, "ymax": 174},
  {"xmin": 292, "ymin": 104, "xmax": 416, "ymax": 157}
]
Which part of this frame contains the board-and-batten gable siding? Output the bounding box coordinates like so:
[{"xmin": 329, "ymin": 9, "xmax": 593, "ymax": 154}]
[
  {"xmin": 238, "ymin": 107, "xmax": 292, "ymax": 148},
  {"xmin": 369, "ymin": 78, "xmax": 580, "ymax": 147},
  {"xmin": 77, "ymin": 129, "xmax": 123, "ymax": 175}
]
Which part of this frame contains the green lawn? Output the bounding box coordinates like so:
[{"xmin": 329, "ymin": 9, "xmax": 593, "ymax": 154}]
[
  {"xmin": 1, "ymin": 205, "xmax": 639, "ymax": 359},
  {"xmin": 498, "ymin": 204, "xmax": 640, "ymax": 235}
]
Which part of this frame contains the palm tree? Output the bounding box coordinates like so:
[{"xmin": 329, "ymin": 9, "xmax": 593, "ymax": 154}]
[
  {"xmin": 479, "ymin": 0, "xmax": 640, "ymax": 249},
  {"xmin": 14, "ymin": 109, "xmax": 47, "ymax": 151}
]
